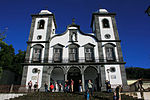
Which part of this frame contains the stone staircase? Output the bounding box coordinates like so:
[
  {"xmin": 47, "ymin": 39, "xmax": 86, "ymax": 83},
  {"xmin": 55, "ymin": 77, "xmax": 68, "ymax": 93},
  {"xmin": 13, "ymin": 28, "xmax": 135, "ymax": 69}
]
[{"xmin": 9, "ymin": 92, "xmax": 143, "ymax": 100}]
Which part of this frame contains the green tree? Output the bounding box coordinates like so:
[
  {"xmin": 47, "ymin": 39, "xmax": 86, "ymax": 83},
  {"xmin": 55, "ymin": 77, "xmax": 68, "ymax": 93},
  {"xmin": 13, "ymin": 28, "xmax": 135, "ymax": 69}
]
[
  {"xmin": 126, "ymin": 67, "xmax": 150, "ymax": 79},
  {"xmin": 0, "ymin": 44, "xmax": 15, "ymax": 68},
  {"xmin": 0, "ymin": 29, "xmax": 7, "ymax": 78},
  {"xmin": 13, "ymin": 50, "xmax": 26, "ymax": 75}
]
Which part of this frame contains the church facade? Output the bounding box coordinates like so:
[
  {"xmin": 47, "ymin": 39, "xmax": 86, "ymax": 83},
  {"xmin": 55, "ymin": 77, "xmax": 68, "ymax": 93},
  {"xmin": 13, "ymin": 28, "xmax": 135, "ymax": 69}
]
[{"xmin": 21, "ymin": 9, "xmax": 128, "ymax": 91}]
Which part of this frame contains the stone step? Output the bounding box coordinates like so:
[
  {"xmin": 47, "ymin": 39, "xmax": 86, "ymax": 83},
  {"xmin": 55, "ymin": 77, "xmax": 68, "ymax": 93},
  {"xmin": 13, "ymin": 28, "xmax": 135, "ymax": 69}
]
[{"xmin": 10, "ymin": 92, "xmax": 141, "ymax": 100}]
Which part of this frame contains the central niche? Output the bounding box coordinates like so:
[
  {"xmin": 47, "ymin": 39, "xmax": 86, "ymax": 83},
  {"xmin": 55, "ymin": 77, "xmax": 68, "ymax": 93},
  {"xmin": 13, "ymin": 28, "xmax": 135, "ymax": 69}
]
[{"xmin": 69, "ymin": 29, "xmax": 78, "ymax": 42}]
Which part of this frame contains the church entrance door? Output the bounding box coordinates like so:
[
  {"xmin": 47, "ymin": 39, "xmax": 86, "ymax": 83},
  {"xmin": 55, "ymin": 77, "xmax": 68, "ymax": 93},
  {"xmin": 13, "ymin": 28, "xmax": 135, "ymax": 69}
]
[{"xmin": 67, "ymin": 67, "xmax": 81, "ymax": 92}]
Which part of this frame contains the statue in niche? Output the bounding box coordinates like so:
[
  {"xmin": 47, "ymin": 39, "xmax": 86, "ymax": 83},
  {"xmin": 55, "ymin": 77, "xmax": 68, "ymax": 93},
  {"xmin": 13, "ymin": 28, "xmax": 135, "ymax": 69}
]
[{"xmin": 71, "ymin": 32, "xmax": 77, "ymax": 41}]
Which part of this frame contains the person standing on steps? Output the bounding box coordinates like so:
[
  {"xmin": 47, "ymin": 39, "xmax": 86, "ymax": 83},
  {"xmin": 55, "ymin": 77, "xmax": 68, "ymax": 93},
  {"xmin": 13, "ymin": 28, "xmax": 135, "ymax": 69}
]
[
  {"xmin": 71, "ymin": 79, "xmax": 74, "ymax": 92},
  {"xmin": 44, "ymin": 82, "xmax": 48, "ymax": 92},
  {"xmin": 138, "ymin": 78, "xmax": 145, "ymax": 91},
  {"xmin": 87, "ymin": 80, "xmax": 93, "ymax": 96},
  {"xmin": 28, "ymin": 80, "xmax": 32, "ymax": 92},
  {"xmin": 34, "ymin": 82, "xmax": 38, "ymax": 92},
  {"xmin": 105, "ymin": 80, "xmax": 111, "ymax": 93},
  {"xmin": 79, "ymin": 80, "xmax": 82, "ymax": 92},
  {"xmin": 55, "ymin": 82, "xmax": 59, "ymax": 92},
  {"xmin": 115, "ymin": 85, "xmax": 122, "ymax": 100},
  {"xmin": 50, "ymin": 83, "xmax": 54, "ymax": 92}
]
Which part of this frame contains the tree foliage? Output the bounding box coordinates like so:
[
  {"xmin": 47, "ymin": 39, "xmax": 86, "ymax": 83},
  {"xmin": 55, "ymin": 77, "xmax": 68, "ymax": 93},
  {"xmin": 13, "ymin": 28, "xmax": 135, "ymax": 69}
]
[
  {"xmin": 13, "ymin": 50, "xmax": 26, "ymax": 75},
  {"xmin": 0, "ymin": 30, "xmax": 25, "ymax": 75},
  {"xmin": 126, "ymin": 67, "xmax": 150, "ymax": 79}
]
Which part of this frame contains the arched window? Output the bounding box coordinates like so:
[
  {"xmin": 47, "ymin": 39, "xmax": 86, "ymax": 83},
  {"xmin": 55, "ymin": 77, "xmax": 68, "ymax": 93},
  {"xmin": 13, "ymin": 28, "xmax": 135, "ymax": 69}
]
[
  {"xmin": 68, "ymin": 43, "xmax": 79, "ymax": 62},
  {"xmin": 52, "ymin": 44, "xmax": 64, "ymax": 62},
  {"xmin": 37, "ymin": 20, "xmax": 45, "ymax": 29},
  {"xmin": 32, "ymin": 44, "xmax": 44, "ymax": 62},
  {"xmin": 102, "ymin": 19, "xmax": 110, "ymax": 28},
  {"xmin": 104, "ymin": 43, "xmax": 116, "ymax": 61},
  {"xmin": 83, "ymin": 43, "xmax": 95, "ymax": 62}
]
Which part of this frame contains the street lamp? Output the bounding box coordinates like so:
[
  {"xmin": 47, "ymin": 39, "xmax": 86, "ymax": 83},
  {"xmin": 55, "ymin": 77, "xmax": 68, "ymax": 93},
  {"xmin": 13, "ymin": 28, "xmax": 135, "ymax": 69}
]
[
  {"xmin": 145, "ymin": 6, "xmax": 150, "ymax": 16},
  {"xmin": 106, "ymin": 69, "xmax": 110, "ymax": 82},
  {"xmin": 37, "ymin": 69, "xmax": 41, "ymax": 89}
]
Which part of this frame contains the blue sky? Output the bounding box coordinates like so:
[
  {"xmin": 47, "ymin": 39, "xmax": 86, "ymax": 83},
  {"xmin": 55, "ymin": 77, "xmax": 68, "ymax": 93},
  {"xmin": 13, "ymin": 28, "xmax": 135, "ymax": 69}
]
[{"xmin": 0, "ymin": 0, "xmax": 150, "ymax": 68}]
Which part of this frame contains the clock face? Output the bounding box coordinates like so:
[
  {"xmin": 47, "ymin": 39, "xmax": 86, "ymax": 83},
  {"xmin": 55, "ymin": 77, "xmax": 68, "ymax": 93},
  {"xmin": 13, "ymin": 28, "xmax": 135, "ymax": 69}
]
[{"xmin": 104, "ymin": 34, "xmax": 111, "ymax": 39}]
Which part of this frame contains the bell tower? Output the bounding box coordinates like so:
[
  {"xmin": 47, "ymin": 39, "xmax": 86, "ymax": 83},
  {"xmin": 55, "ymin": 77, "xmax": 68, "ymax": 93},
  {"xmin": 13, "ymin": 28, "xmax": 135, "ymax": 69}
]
[
  {"xmin": 25, "ymin": 10, "xmax": 56, "ymax": 63},
  {"xmin": 21, "ymin": 10, "xmax": 57, "ymax": 90},
  {"xmin": 91, "ymin": 9, "xmax": 128, "ymax": 91}
]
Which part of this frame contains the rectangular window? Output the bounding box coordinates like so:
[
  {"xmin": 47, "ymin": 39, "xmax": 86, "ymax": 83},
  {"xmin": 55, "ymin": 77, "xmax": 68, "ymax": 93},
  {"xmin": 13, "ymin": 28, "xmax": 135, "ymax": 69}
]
[
  {"xmin": 85, "ymin": 48, "xmax": 94, "ymax": 61},
  {"xmin": 69, "ymin": 48, "xmax": 78, "ymax": 62},
  {"xmin": 33, "ymin": 49, "xmax": 42, "ymax": 62},
  {"xmin": 53, "ymin": 48, "xmax": 62, "ymax": 62},
  {"xmin": 106, "ymin": 47, "xmax": 115, "ymax": 61}
]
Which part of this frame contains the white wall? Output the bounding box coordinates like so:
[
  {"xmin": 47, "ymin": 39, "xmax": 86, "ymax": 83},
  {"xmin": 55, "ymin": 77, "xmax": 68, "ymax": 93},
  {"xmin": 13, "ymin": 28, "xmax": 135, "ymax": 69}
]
[
  {"xmin": 49, "ymin": 26, "xmax": 99, "ymax": 62},
  {"xmin": 26, "ymin": 65, "xmax": 43, "ymax": 89},
  {"xmin": 105, "ymin": 65, "xmax": 122, "ymax": 88},
  {"xmin": 32, "ymin": 18, "xmax": 48, "ymax": 41},
  {"xmin": 98, "ymin": 17, "xmax": 115, "ymax": 40}
]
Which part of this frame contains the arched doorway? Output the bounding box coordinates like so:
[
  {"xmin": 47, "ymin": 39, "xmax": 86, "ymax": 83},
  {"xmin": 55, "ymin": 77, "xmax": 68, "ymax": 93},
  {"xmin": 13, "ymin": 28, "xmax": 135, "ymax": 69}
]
[
  {"xmin": 67, "ymin": 67, "xmax": 81, "ymax": 92},
  {"xmin": 51, "ymin": 67, "xmax": 64, "ymax": 85},
  {"xmin": 84, "ymin": 67, "xmax": 98, "ymax": 91}
]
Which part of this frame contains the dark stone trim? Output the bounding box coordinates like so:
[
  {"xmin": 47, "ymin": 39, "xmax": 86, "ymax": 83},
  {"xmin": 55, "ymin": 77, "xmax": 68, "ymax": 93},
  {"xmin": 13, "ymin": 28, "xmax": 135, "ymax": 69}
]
[
  {"xmin": 116, "ymin": 42, "xmax": 124, "ymax": 62},
  {"xmin": 22, "ymin": 62, "xmax": 126, "ymax": 65},
  {"xmin": 44, "ymin": 17, "xmax": 53, "ymax": 63},
  {"xmin": 111, "ymin": 16, "xmax": 120, "ymax": 40},
  {"xmin": 25, "ymin": 44, "xmax": 31, "ymax": 62},
  {"xmin": 28, "ymin": 17, "xmax": 36, "ymax": 41},
  {"xmin": 92, "ymin": 13, "xmax": 116, "ymax": 16},
  {"xmin": 51, "ymin": 43, "xmax": 65, "ymax": 48},
  {"xmin": 120, "ymin": 64, "xmax": 129, "ymax": 91},
  {"xmin": 40, "ymin": 66, "xmax": 49, "ymax": 91},
  {"xmin": 27, "ymin": 41, "xmax": 49, "ymax": 44},
  {"xmin": 98, "ymin": 40, "xmax": 121, "ymax": 42},
  {"xmin": 100, "ymin": 65, "xmax": 106, "ymax": 91},
  {"xmin": 94, "ymin": 15, "xmax": 104, "ymax": 62},
  {"xmin": 21, "ymin": 66, "xmax": 28, "ymax": 85}
]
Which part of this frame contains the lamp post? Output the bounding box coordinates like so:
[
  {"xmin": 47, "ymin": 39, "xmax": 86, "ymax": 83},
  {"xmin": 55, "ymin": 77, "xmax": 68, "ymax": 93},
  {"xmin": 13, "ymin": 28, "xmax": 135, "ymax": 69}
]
[
  {"xmin": 145, "ymin": 6, "xmax": 150, "ymax": 16},
  {"xmin": 106, "ymin": 69, "xmax": 110, "ymax": 82},
  {"xmin": 37, "ymin": 69, "xmax": 41, "ymax": 89}
]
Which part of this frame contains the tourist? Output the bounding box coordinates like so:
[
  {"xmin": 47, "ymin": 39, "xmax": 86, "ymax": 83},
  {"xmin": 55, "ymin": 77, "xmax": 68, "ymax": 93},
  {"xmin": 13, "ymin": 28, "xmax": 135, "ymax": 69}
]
[
  {"xmin": 79, "ymin": 80, "xmax": 82, "ymax": 92},
  {"xmin": 86, "ymin": 89, "xmax": 90, "ymax": 100},
  {"xmin": 115, "ymin": 85, "xmax": 121, "ymax": 100},
  {"xmin": 50, "ymin": 83, "xmax": 54, "ymax": 92},
  {"xmin": 87, "ymin": 80, "xmax": 93, "ymax": 96},
  {"xmin": 65, "ymin": 80, "xmax": 69, "ymax": 92},
  {"xmin": 71, "ymin": 79, "xmax": 74, "ymax": 92},
  {"xmin": 105, "ymin": 80, "xmax": 111, "ymax": 93},
  {"xmin": 55, "ymin": 82, "xmax": 59, "ymax": 92},
  {"xmin": 44, "ymin": 82, "xmax": 48, "ymax": 92},
  {"xmin": 28, "ymin": 80, "xmax": 32, "ymax": 92},
  {"xmin": 113, "ymin": 92, "xmax": 117, "ymax": 100},
  {"xmin": 138, "ymin": 78, "xmax": 145, "ymax": 91},
  {"xmin": 34, "ymin": 82, "xmax": 38, "ymax": 92},
  {"xmin": 59, "ymin": 83, "xmax": 63, "ymax": 92}
]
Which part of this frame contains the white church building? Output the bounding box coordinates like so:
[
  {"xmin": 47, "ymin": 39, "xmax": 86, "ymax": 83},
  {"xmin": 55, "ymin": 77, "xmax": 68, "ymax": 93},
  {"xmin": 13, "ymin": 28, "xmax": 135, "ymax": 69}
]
[{"xmin": 21, "ymin": 9, "xmax": 128, "ymax": 91}]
